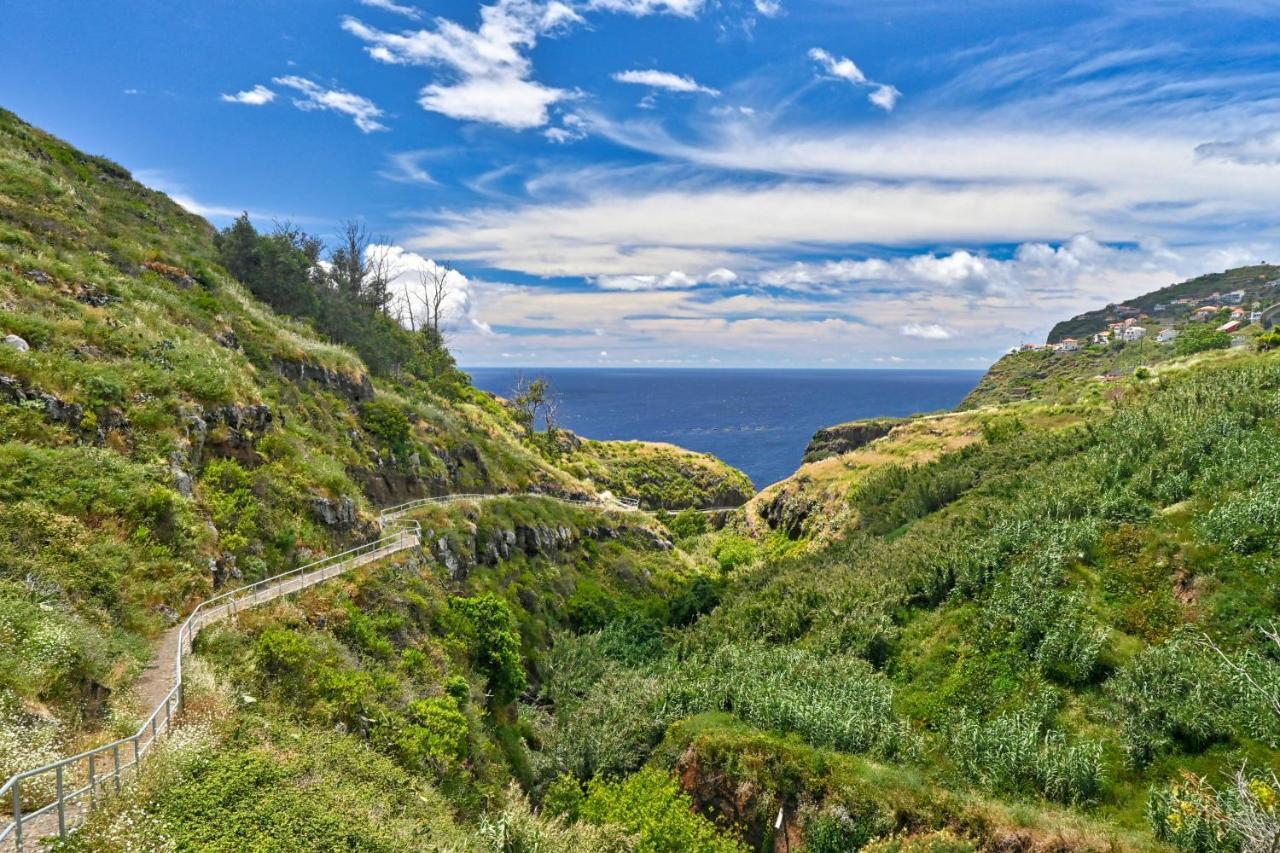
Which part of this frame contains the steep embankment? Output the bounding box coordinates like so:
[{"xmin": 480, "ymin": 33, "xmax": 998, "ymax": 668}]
[
  {"xmin": 560, "ymin": 436, "xmax": 754, "ymax": 509},
  {"xmin": 2, "ymin": 108, "xmax": 752, "ymax": 851},
  {"xmin": 0, "ymin": 110, "xmax": 582, "ymax": 747}
]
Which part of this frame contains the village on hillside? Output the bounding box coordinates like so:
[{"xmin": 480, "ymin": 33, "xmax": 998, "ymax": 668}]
[{"xmin": 1019, "ymin": 277, "xmax": 1280, "ymax": 355}]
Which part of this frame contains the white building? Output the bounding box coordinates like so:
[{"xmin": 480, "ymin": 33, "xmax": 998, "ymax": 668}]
[
  {"xmin": 1123, "ymin": 326, "xmax": 1147, "ymax": 342},
  {"xmin": 1055, "ymin": 338, "xmax": 1080, "ymax": 352},
  {"xmin": 1157, "ymin": 328, "xmax": 1179, "ymax": 343}
]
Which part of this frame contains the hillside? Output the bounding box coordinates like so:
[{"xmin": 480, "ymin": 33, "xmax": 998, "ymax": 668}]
[
  {"xmin": 5, "ymin": 109, "xmax": 1279, "ymax": 853},
  {"xmin": 1047, "ymin": 264, "xmax": 1280, "ymax": 343},
  {"xmin": 0, "ymin": 109, "xmax": 752, "ymax": 849}
]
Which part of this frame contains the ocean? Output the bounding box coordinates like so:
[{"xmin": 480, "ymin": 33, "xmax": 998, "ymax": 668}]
[{"xmin": 464, "ymin": 368, "xmax": 984, "ymax": 489}]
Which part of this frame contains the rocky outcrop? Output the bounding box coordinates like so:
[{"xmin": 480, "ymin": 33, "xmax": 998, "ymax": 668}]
[
  {"xmin": 426, "ymin": 520, "xmax": 671, "ymax": 580},
  {"xmin": 802, "ymin": 418, "xmax": 898, "ymax": 464},
  {"xmin": 756, "ymin": 478, "xmax": 823, "ymax": 539},
  {"xmin": 311, "ymin": 496, "xmax": 358, "ymax": 530},
  {"xmin": 348, "ymin": 441, "xmax": 489, "ymax": 504},
  {"xmin": 273, "ymin": 357, "xmax": 374, "ymax": 403},
  {"xmin": 0, "ymin": 374, "xmax": 130, "ymax": 445},
  {"xmin": 3, "ymin": 334, "xmax": 29, "ymax": 352},
  {"xmin": 181, "ymin": 403, "xmax": 276, "ymax": 466}
]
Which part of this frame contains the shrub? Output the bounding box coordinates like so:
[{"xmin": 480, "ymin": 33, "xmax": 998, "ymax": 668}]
[
  {"xmin": 1107, "ymin": 633, "xmax": 1235, "ymax": 765},
  {"xmin": 661, "ymin": 508, "xmax": 707, "ymax": 541},
  {"xmin": 1149, "ymin": 768, "xmax": 1280, "ymax": 852},
  {"xmin": 1176, "ymin": 325, "xmax": 1231, "ymax": 356},
  {"xmin": 579, "ymin": 768, "xmax": 746, "ymax": 852},
  {"xmin": 361, "ymin": 398, "xmax": 411, "ymax": 458},
  {"xmin": 543, "ymin": 773, "xmax": 586, "ymax": 820},
  {"xmin": 453, "ymin": 594, "xmax": 527, "ymax": 705},
  {"xmin": 711, "ymin": 535, "xmax": 756, "ymax": 573},
  {"xmin": 398, "ymin": 696, "xmax": 469, "ymax": 770},
  {"xmin": 1203, "ymin": 479, "xmax": 1280, "ymax": 554},
  {"xmin": 947, "ymin": 711, "xmax": 1105, "ymax": 804}
]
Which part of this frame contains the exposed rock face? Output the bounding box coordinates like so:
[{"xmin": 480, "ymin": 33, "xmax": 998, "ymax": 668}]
[
  {"xmin": 181, "ymin": 403, "xmax": 275, "ymax": 466},
  {"xmin": 348, "ymin": 442, "xmax": 489, "ymax": 504},
  {"xmin": 274, "ymin": 357, "xmax": 374, "ymax": 403},
  {"xmin": 24, "ymin": 269, "xmax": 51, "ymax": 284},
  {"xmin": 426, "ymin": 520, "xmax": 671, "ymax": 580},
  {"xmin": 803, "ymin": 418, "xmax": 897, "ymax": 464},
  {"xmin": 757, "ymin": 478, "xmax": 823, "ymax": 539},
  {"xmin": 0, "ymin": 374, "xmax": 130, "ymax": 445},
  {"xmin": 311, "ymin": 496, "xmax": 358, "ymax": 529}
]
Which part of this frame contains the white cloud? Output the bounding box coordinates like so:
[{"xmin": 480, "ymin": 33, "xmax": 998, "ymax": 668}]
[
  {"xmin": 808, "ymin": 48, "xmax": 866, "ymax": 84},
  {"xmin": 272, "ymin": 76, "xmax": 387, "ymax": 132},
  {"xmin": 358, "ymin": 0, "xmax": 422, "ymax": 19},
  {"xmin": 545, "ymin": 113, "xmax": 589, "ymax": 143},
  {"xmin": 123, "ymin": 88, "xmax": 142, "ymax": 96},
  {"xmin": 868, "ymin": 84, "xmax": 901, "ymax": 111},
  {"xmin": 380, "ymin": 150, "xmax": 436, "ymax": 185},
  {"xmin": 900, "ymin": 323, "xmax": 953, "ymax": 340},
  {"xmin": 705, "ymin": 267, "xmax": 738, "ymax": 284},
  {"xmin": 585, "ymin": 0, "xmax": 705, "ymax": 16},
  {"xmin": 220, "ymin": 84, "xmax": 276, "ymax": 106},
  {"xmin": 612, "ymin": 69, "xmax": 719, "ymax": 95},
  {"xmin": 420, "ymin": 76, "xmax": 568, "ymax": 129},
  {"xmin": 596, "ymin": 270, "xmax": 700, "ymax": 290},
  {"xmin": 754, "ymin": 0, "xmax": 782, "ymax": 16},
  {"xmin": 808, "ymin": 47, "xmax": 901, "ymax": 111},
  {"xmin": 342, "ymin": 3, "xmax": 576, "ymax": 129}
]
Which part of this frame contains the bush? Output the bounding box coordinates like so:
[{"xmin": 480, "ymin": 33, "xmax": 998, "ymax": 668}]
[
  {"xmin": 711, "ymin": 535, "xmax": 756, "ymax": 573},
  {"xmin": 579, "ymin": 768, "xmax": 745, "ymax": 852},
  {"xmin": 1107, "ymin": 633, "xmax": 1235, "ymax": 765},
  {"xmin": 947, "ymin": 711, "xmax": 1105, "ymax": 804},
  {"xmin": 361, "ymin": 398, "xmax": 411, "ymax": 458},
  {"xmin": 1176, "ymin": 325, "xmax": 1231, "ymax": 356},
  {"xmin": 661, "ymin": 508, "xmax": 707, "ymax": 541},
  {"xmin": 453, "ymin": 594, "xmax": 527, "ymax": 705},
  {"xmin": 398, "ymin": 696, "xmax": 469, "ymax": 770}
]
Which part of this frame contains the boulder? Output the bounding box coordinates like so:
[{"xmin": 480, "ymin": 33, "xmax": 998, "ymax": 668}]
[
  {"xmin": 311, "ymin": 495, "xmax": 358, "ymax": 529},
  {"xmin": 3, "ymin": 334, "xmax": 29, "ymax": 352}
]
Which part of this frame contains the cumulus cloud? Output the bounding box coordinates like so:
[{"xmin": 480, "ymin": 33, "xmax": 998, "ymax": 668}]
[
  {"xmin": 612, "ymin": 69, "xmax": 719, "ymax": 95},
  {"xmin": 342, "ymin": 4, "xmax": 576, "ymax": 129},
  {"xmin": 220, "ymin": 84, "xmax": 276, "ymax": 105},
  {"xmin": 900, "ymin": 323, "xmax": 952, "ymax": 340},
  {"xmin": 595, "ymin": 270, "xmax": 700, "ymax": 290},
  {"xmin": 272, "ymin": 76, "xmax": 386, "ymax": 132},
  {"xmin": 808, "ymin": 47, "xmax": 900, "ymax": 111},
  {"xmin": 373, "ymin": 244, "xmax": 474, "ymax": 329},
  {"xmin": 754, "ymin": 0, "xmax": 782, "ymax": 16},
  {"xmin": 358, "ymin": 0, "xmax": 422, "ymax": 19}
]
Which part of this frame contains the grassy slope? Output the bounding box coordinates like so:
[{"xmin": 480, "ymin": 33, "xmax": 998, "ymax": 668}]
[
  {"xmin": 560, "ymin": 438, "xmax": 755, "ymax": 509},
  {"xmin": 1047, "ymin": 264, "xmax": 1280, "ymax": 343},
  {"xmin": 0, "ymin": 109, "xmax": 578, "ymax": 755},
  {"xmin": 2, "ymin": 108, "xmax": 751, "ymax": 850}
]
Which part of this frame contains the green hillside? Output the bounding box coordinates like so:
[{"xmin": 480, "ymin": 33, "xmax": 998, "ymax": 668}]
[{"xmin": 3, "ymin": 109, "xmax": 1278, "ymax": 852}]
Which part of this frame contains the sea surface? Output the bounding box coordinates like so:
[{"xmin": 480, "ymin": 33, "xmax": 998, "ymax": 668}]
[{"xmin": 464, "ymin": 368, "xmax": 984, "ymax": 488}]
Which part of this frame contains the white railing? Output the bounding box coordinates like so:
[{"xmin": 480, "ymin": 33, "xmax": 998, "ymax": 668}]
[
  {"xmin": 0, "ymin": 519, "xmax": 420, "ymax": 850},
  {"xmin": 0, "ymin": 487, "xmax": 645, "ymax": 848}
]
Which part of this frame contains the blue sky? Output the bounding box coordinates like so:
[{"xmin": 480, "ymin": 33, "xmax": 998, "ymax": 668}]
[{"xmin": 4, "ymin": 0, "xmax": 1280, "ymax": 367}]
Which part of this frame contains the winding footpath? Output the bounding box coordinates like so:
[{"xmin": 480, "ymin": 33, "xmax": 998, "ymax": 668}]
[{"xmin": 0, "ymin": 489, "xmax": 703, "ymax": 849}]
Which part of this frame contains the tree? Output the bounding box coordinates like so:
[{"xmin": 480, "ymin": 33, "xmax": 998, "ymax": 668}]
[
  {"xmin": 327, "ymin": 219, "xmax": 399, "ymax": 315},
  {"xmin": 511, "ymin": 373, "xmax": 550, "ymax": 438},
  {"xmin": 1175, "ymin": 324, "xmax": 1231, "ymax": 356},
  {"xmin": 420, "ymin": 262, "xmax": 454, "ymax": 334},
  {"xmin": 451, "ymin": 594, "xmax": 526, "ymax": 705}
]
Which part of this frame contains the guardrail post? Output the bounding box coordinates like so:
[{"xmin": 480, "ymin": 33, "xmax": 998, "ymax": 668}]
[
  {"xmin": 89, "ymin": 753, "xmax": 96, "ymax": 806},
  {"xmin": 133, "ymin": 735, "xmax": 141, "ymax": 773},
  {"xmin": 12, "ymin": 777, "xmax": 21, "ymax": 851},
  {"xmin": 112, "ymin": 743, "xmax": 120, "ymax": 793},
  {"xmin": 56, "ymin": 764, "xmax": 65, "ymax": 837}
]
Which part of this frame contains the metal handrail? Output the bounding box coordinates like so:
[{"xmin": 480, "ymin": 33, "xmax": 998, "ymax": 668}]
[
  {"xmin": 1, "ymin": 487, "xmax": 643, "ymax": 847},
  {"xmin": 1, "ymin": 519, "xmax": 421, "ymax": 849}
]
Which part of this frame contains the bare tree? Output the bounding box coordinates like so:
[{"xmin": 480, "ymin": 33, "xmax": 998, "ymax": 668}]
[
  {"xmin": 327, "ymin": 219, "xmax": 400, "ymax": 315},
  {"xmin": 420, "ymin": 262, "xmax": 454, "ymax": 334}
]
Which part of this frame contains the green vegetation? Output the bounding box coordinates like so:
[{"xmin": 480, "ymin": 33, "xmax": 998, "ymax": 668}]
[
  {"xmin": 6, "ymin": 107, "xmax": 1280, "ymax": 851},
  {"xmin": 562, "ymin": 438, "xmax": 755, "ymax": 509},
  {"xmin": 1176, "ymin": 325, "xmax": 1232, "ymax": 356}
]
